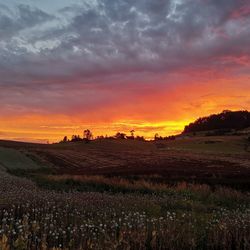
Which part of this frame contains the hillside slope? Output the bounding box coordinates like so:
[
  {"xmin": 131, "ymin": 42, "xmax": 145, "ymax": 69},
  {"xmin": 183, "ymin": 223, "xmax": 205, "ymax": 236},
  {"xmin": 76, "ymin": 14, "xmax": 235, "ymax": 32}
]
[{"xmin": 183, "ymin": 110, "xmax": 250, "ymax": 134}]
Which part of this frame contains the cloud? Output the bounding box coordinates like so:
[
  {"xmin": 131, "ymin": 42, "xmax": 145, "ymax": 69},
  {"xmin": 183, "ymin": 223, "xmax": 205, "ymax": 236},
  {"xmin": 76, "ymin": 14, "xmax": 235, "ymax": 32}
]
[
  {"xmin": 0, "ymin": 0, "xmax": 250, "ymax": 117},
  {"xmin": 0, "ymin": 4, "xmax": 54, "ymax": 40}
]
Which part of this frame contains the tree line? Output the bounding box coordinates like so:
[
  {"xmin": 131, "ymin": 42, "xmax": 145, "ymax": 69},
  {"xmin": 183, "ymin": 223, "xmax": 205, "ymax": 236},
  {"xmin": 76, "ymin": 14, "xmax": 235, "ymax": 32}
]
[
  {"xmin": 59, "ymin": 110, "xmax": 250, "ymax": 143},
  {"xmin": 183, "ymin": 110, "xmax": 250, "ymax": 134},
  {"xmin": 60, "ymin": 129, "xmax": 176, "ymax": 143}
]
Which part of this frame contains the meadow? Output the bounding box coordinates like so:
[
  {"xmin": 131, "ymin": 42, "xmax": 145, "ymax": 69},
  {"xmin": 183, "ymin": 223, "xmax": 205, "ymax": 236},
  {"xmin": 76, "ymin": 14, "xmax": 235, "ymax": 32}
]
[{"xmin": 0, "ymin": 135, "xmax": 249, "ymax": 249}]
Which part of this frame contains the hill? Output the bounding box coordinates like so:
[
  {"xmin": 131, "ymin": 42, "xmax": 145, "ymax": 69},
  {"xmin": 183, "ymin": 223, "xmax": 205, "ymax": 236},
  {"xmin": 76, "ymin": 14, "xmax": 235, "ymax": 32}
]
[
  {"xmin": 0, "ymin": 134, "xmax": 249, "ymax": 190},
  {"xmin": 183, "ymin": 110, "xmax": 250, "ymax": 134}
]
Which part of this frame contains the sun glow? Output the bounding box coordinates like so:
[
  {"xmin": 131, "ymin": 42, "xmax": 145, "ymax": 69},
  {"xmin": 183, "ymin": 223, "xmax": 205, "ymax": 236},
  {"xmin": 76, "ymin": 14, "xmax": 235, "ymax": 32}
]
[
  {"xmin": 0, "ymin": 115, "xmax": 191, "ymax": 143},
  {"xmin": 0, "ymin": 77, "xmax": 249, "ymax": 143}
]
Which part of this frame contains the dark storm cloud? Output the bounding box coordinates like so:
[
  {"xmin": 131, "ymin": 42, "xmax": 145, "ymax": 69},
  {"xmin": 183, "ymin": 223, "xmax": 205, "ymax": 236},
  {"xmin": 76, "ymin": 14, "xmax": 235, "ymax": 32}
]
[{"xmin": 0, "ymin": 0, "xmax": 250, "ymax": 114}]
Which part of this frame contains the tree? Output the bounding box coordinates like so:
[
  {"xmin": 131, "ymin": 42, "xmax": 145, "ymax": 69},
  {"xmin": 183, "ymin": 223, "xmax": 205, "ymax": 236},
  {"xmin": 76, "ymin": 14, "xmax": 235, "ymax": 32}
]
[
  {"xmin": 83, "ymin": 129, "xmax": 93, "ymax": 142},
  {"xmin": 135, "ymin": 135, "xmax": 145, "ymax": 141},
  {"xmin": 127, "ymin": 130, "xmax": 135, "ymax": 140},
  {"xmin": 114, "ymin": 132, "xmax": 126, "ymax": 139},
  {"xmin": 154, "ymin": 133, "xmax": 163, "ymax": 141},
  {"xmin": 62, "ymin": 136, "xmax": 68, "ymax": 143},
  {"xmin": 154, "ymin": 133, "xmax": 159, "ymax": 140},
  {"xmin": 96, "ymin": 135, "xmax": 104, "ymax": 139},
  {"xmin": 183, "ymin": 110, "xmax": 250, "ymax": 134},
  {"xmin": 71, "ymin": 135, "xmax": 81, "ymax": 142}
]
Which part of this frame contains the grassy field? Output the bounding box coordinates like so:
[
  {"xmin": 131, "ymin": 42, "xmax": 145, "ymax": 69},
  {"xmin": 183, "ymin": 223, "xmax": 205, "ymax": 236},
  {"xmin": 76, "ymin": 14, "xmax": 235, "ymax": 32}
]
[
  {"xmin": 161, "ymin": 135, "xmax": 249, "ymax": 154},
  {"xmin": 0, "ymin": 135, "xmax": 249, "ymax": 249},
  {"xmin": 0, "ymin": 147, "xmax": 42, "ymax": 170}
]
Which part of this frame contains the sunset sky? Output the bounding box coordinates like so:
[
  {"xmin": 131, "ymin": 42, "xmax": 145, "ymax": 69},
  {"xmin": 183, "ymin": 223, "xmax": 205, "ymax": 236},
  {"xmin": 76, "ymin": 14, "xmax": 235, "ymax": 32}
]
[{"xmin": 0, "ymin": 0, "xmax": 250, "ymax": 143}]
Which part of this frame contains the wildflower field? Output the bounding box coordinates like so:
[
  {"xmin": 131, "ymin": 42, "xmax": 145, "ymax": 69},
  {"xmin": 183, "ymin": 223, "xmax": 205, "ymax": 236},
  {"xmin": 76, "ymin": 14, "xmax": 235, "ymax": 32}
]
[{"xmin": 0, "ymin": 138, "xmax": 250, "ymax": 249}]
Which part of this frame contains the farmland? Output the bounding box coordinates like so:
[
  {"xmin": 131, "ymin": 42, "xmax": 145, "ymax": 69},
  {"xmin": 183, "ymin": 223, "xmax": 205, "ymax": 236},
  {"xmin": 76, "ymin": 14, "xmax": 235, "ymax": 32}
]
[
  {"xmin": 0, "ymin": 135, "xmax": 250, "ymax": 249},
  {"xmin": 1, "ymin": 135, "xmax": 249, "ymax": 189}
]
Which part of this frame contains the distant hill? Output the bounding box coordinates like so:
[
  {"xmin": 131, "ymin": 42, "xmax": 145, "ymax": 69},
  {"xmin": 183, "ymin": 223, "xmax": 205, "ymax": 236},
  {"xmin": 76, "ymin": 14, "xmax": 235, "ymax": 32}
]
[{"xmin": 183, "ymin": 110, "xmax": 250, "ymax": 134}]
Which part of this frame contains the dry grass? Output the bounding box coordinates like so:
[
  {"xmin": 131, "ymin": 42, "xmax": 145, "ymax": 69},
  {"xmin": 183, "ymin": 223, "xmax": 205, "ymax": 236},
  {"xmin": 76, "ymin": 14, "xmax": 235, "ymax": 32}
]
[
  {"xmin": 47, "ymin": 174, "xmax": 171, "ymax": 193},
  {"xmin": 0, "ymin": 170, "xmax": 249, "ymax": 250},
  {"xmin": 45, "ymin": 175, "xmax": 248, "ymax": 206}
]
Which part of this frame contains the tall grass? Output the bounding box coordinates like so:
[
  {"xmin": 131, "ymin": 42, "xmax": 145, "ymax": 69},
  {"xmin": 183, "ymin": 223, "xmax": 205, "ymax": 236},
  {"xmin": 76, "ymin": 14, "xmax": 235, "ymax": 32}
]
[{"xmin": 0, "ymin": 170, "xmax": 249, "ymax": 249}]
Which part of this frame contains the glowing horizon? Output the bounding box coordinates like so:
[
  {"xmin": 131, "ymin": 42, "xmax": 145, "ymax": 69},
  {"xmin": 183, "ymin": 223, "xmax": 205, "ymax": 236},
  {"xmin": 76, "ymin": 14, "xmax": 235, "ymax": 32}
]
[{"xmin": 0, "ymin": 0, "xmax": 250, "ymax": 143}]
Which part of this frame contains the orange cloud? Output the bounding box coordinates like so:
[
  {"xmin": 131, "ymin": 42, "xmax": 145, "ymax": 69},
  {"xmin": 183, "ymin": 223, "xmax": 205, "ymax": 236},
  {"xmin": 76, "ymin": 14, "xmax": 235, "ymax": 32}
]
[{"xmin": 1, "ymin": 75, "xmax": 249, "ymax": 143}]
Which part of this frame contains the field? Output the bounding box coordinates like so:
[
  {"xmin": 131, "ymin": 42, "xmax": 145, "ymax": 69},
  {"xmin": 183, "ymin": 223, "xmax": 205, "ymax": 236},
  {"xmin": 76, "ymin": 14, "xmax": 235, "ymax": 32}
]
[
  {"xmin": 1, "ymin": 135, "xmax": 249, "ymax": 189},
  {"xmin": 0, "ymin": 135, "xmax": 250, "ymax": 249}
]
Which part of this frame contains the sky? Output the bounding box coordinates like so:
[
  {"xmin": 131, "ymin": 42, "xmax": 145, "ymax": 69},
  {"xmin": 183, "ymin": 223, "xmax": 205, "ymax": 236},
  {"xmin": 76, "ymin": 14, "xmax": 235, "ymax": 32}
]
[{"xmin": 0, "ymin": 0, "xmax": 250, "ymax": 143}]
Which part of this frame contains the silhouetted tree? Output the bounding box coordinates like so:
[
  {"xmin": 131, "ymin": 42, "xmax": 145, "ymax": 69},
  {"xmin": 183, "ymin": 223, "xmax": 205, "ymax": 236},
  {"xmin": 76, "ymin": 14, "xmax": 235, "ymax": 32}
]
[
  {"xmin": 154, "ymin": 133, "xmax": 172, "ymax": 141},
  {"xmin": 71, "ymin": 135, "xmax": 81, "ymax": 142},
  {"xmin": 114, "ymin": 132, "xmax": 126, "ymax": 139},
  {"xmin": 62, "ymin": 136, "xmax": 68, "ymax": 143},
  {"xmin": 154, "ymin": 133, "xmax": 163, "ymax": 140},
  {"xmin": 183, "ymin": 110, "xmax": 250, "ymax": 134},
  {"xmin": 96, "ymin": 135, "xmax": 104, "ymax": 139},
  {"xmin": 83, "ymin": 129, "xmax": 93, "ymax": 142},
  {"xmin": 154, "ymin": 133, "xmax": 159, "ymax": 140},
  {"xmin": 127, "ymin": 130, "xmax": 135, "ymax": 140},
  {"xmin": 135, "ymin": 136, "xmax": 145, "ymax": 141}
]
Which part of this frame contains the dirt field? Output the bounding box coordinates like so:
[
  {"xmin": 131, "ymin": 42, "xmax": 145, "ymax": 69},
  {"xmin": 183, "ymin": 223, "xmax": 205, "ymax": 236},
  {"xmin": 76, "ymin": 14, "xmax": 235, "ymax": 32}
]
[{"xmin": 0, "ymin": 135, "xmax": 249, "ymax": 189}]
